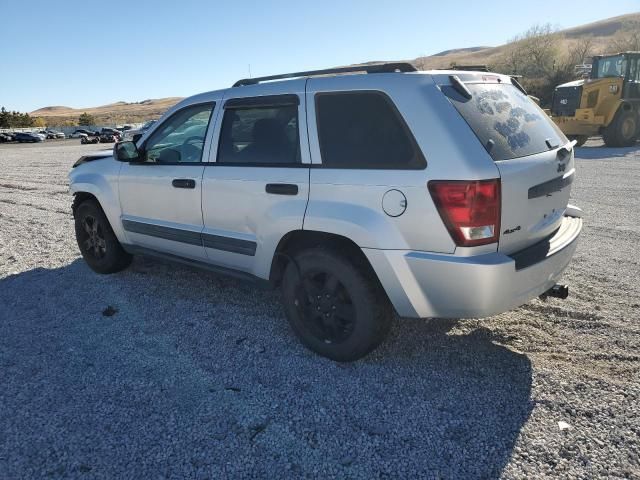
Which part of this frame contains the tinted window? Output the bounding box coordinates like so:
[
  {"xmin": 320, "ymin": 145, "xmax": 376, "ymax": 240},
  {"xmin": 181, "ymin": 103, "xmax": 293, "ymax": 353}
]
[
  {"xmin": 145, "ymin": 103, "xmax": 214, "ymax": 163},
  {"xmin": 217, "ymin": 104, "xmax": 300, "ymax": 164},
  {"xmin": 315, "ymin": 92, "xmax": 425, "ymax": 169},
  {"xmin": 443, "ymin": 83, "xmax": 566, "ymax": 161}
]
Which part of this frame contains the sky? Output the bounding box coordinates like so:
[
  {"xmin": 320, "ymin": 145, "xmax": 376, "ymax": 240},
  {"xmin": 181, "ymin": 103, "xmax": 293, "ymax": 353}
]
[{"xmin": 1, "ymin": 0, "xmax": 638, "ymax": 112}]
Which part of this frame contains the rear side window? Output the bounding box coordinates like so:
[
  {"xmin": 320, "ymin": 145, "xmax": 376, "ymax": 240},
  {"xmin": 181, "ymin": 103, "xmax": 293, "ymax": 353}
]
[
  {"xmin": 217, "ymin": 100, "xmax": 300, "ymax": 165},
  {"xmin": 443, "ymin": 83, "xmax": 566, "ymax": 161},
  {"xmin": 315, "ymin": 92, "xmax": 425, "ymax": 169}
]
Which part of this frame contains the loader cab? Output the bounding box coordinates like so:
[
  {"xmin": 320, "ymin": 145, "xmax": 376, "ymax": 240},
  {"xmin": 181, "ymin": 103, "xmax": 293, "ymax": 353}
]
[{"xmin": 591, "ymin": 52, "xmax": 640, "ymax": 99}]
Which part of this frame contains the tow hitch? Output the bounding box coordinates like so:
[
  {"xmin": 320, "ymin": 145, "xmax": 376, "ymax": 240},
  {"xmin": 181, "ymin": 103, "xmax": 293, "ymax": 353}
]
[{"xmin": 540, "ymin": 284, "xmax": 569, "ymax": 300}]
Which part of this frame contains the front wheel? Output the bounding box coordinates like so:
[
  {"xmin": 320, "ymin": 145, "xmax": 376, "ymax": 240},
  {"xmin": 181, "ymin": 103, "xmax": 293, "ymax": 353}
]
[
  {"xmin": 603, "ymin": 108, "xmax": 638, "ymax": 147},
  {"xmin": 281, "ymin": 248, "xmax": 392, "ymax": 362},
  {"xmin": 74, "ymin": 199, "xmax": 132, "ymax": 274}
]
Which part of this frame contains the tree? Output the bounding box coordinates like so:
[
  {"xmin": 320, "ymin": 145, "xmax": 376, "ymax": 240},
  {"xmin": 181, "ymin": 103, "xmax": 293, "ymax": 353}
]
[
  {"xmin": 499, "ymin": 24, "xmax": 560, "ymax": 78},
  {"xmin": 0, "ymin": 107, "xmax": 9, "ymax": 128},
  {"xmin": 78, "ymin": 112, "xmax": 96, "ymax": 126},
  {"xmin": 0, "ymin": 107, "xmax": 34, "ymax": 128},
  {"xmin": 33, "ymin": 117, "xmax": 46, "ymax": 127}
]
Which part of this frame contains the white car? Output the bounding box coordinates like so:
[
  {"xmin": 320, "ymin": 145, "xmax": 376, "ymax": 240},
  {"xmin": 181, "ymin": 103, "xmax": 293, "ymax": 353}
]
[
  {"xmin": 122, "ymin": 120, "xmax": 156, "ymax": 141},
  {"xmin": 69, "ymin": 129, "xmax": 94, "ymax": 139},
  {"xmin": 69, "ymin": 63, "xmax": 582, "ymax": 361}
]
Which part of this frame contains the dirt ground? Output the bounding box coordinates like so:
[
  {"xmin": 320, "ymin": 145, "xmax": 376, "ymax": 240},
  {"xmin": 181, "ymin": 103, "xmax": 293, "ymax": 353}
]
[{"xmin": 0, "ymin": 138, "xmax": 638, "ymax": 479}]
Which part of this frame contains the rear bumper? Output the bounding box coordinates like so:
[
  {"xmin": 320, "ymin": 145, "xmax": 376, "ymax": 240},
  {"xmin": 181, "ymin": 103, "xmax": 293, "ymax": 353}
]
[{"xmin": 365, "ymin": 211, "xmax": 583, "ymax": 319}]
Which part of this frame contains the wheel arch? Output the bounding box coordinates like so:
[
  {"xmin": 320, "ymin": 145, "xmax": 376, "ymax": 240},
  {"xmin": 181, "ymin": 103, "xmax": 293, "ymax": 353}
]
[
  {"xmin": 269, "ymin": 230, "xmax": 387, "ymax": 295},
  {"xmin": 70, "ymin": 180, "xmax": 127, "ymax": 244}
]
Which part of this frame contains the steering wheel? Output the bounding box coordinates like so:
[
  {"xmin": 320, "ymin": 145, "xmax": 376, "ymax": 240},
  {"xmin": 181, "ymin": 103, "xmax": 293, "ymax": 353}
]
[{"xmin": 181, "ymin": 136, "xmax": 205, "ymax": 162}]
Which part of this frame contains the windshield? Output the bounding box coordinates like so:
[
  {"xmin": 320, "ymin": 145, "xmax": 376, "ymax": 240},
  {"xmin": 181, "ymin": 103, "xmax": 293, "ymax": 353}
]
[
  {"xmin": 443, "ymin": 82, "xmax": 567, "ymax": 161},
  {"xmin": 593, "ymin": 55, "xmax": 627, "ymax": 78}
]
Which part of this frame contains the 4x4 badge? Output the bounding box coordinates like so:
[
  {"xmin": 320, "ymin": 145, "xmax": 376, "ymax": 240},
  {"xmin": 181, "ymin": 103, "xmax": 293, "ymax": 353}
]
[
  {"xmin": 557, "ymin": 163, "xmax": 566, "ymax": 173},
  {"xmin": 503, "ymin": 225, "xmax": 521, "ymax": 235}
]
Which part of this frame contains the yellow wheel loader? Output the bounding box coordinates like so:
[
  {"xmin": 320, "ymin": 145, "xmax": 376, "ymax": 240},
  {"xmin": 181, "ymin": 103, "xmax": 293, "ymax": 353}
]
[{"xmin": 549, "ymin": 52, "xmax": 640, "ymax": 147}]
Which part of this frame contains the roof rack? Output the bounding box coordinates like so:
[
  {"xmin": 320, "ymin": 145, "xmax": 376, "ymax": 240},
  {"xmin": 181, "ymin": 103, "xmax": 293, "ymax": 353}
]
[
  {"xmin": 447, "ymin": 65, "xmax": 490, "ymax": 72},
  {"xmin": 232, "ymin": 62, "xmax": 417, "ymax": 87}
]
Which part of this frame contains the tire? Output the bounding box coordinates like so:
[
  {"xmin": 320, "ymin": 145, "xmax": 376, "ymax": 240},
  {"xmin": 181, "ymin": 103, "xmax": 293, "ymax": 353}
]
[
  {"xmin": 602, "ymin": 107, "xmax": 639, "ymax": 147},
  {"xmin": 568, "ymin": 135, "xmax": 588, "ymax": 147},
  {"xmin": 281, "ymin": 248, "xmax": 392, "ymax": 362},
  {"xmin": 74, "ymin": 199, "xmax": 132, "ymax": 274}
]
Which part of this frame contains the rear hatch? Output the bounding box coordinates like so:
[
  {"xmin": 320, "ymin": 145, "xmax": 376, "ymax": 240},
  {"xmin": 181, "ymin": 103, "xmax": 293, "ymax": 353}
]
[{"xmin": 439, "ymin": 73, "xmax": 574, "ymax": 255}]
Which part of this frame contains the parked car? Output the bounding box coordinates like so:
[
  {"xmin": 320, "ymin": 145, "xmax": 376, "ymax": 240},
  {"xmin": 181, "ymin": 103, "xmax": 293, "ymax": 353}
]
[
  {"xmin": 45, "ymin": 130, "xmax": 63, "ymax": 139},
  {"xmin": 0, "ymin": 132, "xmax": 15, "ymax": 142},
  {"xmin": 45, "ymin": 130, "xmax": 65, "ymax": 139},
  {"xmin": 15, "ymin": 132, "xmax": 44, "ymax": 143},
  {"xmin": 123, "ymin": 120, "xmax": 157, "ymax": 141},
  {"xmin": 99, "ymin": 128, "xmax": 122, "ymax": 141},
  {"xmin": 81, "ymin": 135, "xmax": 100, "ymax": 144},
  {"xmin": 70, "ymin": 129, "xmax": 97, "ymax": 138},
  {"xmin": 69, "ymin": 63, "xmax": 583, "ymax": 361},
  {"xmin": 98, "ymin": 132, "xmax": 117, "ymax": 143}
]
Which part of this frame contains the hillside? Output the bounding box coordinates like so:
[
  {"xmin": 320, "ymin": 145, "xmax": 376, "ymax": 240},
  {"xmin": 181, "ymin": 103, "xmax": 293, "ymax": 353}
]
[
  {"xmin": 31, "ymin": 97, "xmax": 183, "ymax": 126},
  {"xmin": 412, "ymin": 12, "xmax": 639, "ymax": 69}
]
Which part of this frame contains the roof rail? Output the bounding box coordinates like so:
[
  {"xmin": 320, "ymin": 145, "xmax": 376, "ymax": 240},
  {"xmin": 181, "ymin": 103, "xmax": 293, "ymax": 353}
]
[
  {"xmin": 232, "ymin": 62, "xmax": 417, "ymax": 87},
  {"xmin": 447, "ymin": 65, "xmax": 490, "ymax": 72}
]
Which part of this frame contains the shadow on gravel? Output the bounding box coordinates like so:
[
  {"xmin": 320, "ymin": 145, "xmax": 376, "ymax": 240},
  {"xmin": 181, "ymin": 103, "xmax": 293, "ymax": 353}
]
[
  {"xmin": 0, "ymin": 258, "xmax": 533, "ymax": 479},
  {"xmin": 575, "ymin": 143, "xmax": 639, "ymax": 160}
]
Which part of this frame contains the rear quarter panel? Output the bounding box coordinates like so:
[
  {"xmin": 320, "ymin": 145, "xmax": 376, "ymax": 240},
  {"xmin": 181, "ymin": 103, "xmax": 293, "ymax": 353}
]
[{"xmin": 304, "ymin": 73, "xmax": 500, "ymax": 253}]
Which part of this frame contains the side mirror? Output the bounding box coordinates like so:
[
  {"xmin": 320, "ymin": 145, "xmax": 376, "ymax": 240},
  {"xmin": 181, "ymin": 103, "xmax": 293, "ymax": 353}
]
[{"xmin": 115, "ymin": 141, "xmax": 142, "ymax": 162}]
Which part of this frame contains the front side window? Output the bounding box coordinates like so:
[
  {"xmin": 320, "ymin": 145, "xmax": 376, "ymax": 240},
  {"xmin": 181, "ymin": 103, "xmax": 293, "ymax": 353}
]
[
  {"xmin": 315, "ymin": 91, "xmax": 425, "ymax": 169},
  {"xmin": 144, "ymin": 103, "xmax": 214, "ymax": 163},
  {"xmin": 217, "ymin": 102, "xmax": 300, "ymax": 165}
]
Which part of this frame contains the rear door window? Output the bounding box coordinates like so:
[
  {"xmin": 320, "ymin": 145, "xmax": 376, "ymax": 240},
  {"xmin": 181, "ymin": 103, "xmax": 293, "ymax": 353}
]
[
  {"xmin": 443, "ymin": 82, "xmax": 566, "ymax": 161},
  {"xmin": 315, "ymin": 91, "xmax": 426, "ymax": 169},
  {"xmin": 217, "ymin": 97, "xmax": 300, "ymax": 165}
]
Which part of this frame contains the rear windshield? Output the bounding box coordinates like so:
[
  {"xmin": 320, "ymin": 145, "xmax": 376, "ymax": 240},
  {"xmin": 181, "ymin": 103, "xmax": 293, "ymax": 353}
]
[{"xmin": 443, "ymin": 82, "xmax": 566, "ymax": 161}]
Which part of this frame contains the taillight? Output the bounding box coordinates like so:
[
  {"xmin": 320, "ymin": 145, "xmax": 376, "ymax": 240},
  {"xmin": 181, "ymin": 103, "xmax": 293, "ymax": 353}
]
[{"xmin": 428, "ymin": 179, "xmax": 501, "ymax": 247}]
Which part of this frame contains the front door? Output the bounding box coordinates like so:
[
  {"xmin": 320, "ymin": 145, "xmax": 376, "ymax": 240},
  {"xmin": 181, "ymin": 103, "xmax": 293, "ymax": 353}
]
[
  {"xmin": 118, "ymin": 102, "xmax": 216, "ymax": 260},
  {"xmin": 201, "ymin": 80, "xmax": 310, "ymax": 278}
]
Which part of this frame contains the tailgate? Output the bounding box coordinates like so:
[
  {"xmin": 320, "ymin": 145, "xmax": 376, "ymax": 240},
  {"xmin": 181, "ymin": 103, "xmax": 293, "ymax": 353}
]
[
  {"xmin": 438, "ymin": 73, "xmax": 574, "ymax": 254},
  {"xmin": 496, "ymin": 146, "xmax": 575, "ymax": 254}
]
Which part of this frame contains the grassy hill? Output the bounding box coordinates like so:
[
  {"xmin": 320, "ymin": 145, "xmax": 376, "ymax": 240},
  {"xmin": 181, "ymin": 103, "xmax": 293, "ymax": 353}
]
[
  {"xmin": 31, "ymin": 97, "xmax": 183, "ymax": 126},
  {"xmin": 412, "ymin": 12, "xmax": 639, "ymax": 70}
]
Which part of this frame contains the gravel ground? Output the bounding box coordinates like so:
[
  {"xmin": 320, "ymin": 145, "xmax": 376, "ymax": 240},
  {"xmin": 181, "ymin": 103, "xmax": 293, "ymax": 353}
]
[{"xmin": 0, "ymin": 138, "xmax": 638, "ymax": 479}]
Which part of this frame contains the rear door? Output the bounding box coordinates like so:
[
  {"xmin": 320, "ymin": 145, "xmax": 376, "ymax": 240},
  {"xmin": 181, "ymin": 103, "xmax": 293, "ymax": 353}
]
[
  {"xmin": 441, "ymin": 76, "xmax": 574, "ymax": 254},
  {"xmin": 201, "ymin": 80, "xmax": 310, "ymax": 278}
]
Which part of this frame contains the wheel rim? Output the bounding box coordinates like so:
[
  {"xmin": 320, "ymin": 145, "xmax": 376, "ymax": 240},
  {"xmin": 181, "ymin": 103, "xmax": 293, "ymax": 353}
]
[
  {"xmin": 294, "ymin": 271, "xmax": 356, "ymax": 344},
  {"xmin": 80, "ymin": 215, "xmax": 107, "ymax": 259},
  {"xmin": 621, "ymin": 116, "xmax": 636, "ymax": 140}
]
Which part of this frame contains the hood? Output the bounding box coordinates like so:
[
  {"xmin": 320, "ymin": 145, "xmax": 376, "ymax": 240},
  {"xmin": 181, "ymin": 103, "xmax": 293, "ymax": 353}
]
[{"xmin": 72, "ymin": 149, "xmax": 113, "ymax": 168}]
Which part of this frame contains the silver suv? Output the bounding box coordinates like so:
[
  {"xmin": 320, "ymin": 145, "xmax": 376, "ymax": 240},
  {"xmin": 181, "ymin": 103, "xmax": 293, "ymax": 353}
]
[{"xmin": 69, "ymin": 63, "xmax": 583, "ymax": 361}]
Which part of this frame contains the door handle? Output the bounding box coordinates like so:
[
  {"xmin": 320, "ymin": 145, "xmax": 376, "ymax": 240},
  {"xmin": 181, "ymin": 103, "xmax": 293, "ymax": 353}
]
[
  {"xmin": 265, "ymin": 183, "xmax": 298, "ymax": 195},
  {"xmin": 172, "ymin": 179, "xmax": 196, "ymax": 189}
]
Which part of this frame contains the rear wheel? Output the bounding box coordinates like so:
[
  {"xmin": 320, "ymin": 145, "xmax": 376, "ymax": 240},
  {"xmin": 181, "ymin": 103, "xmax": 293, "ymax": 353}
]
[
  {"xmin": 74, "ymin": 200, "xmax": 132, "ymax": 274},
  {"xmin": 281, "ymin": 248, "xmax": 392, "ymax": 362},
  {"xmin": 603, "ymin": 108, "xmax": 638, "ymax": 147},
  {"xmin": 567, "ymin": 135, "xmax": 588, "ymax": 147}
]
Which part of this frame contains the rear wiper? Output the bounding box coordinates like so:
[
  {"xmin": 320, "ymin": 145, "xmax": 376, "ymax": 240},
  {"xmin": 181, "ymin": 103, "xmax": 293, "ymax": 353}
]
[{"xmin": 449, "ymin": 75, "xmax": 472, "ymax": 99}]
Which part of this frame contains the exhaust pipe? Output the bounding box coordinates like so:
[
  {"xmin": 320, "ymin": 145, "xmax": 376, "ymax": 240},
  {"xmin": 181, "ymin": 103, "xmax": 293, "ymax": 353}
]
[{"xmin": 541, "ymin": 284, "xmax": 569, "ymax": 300}]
